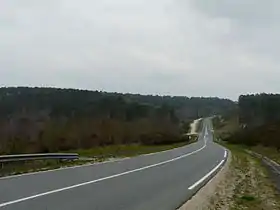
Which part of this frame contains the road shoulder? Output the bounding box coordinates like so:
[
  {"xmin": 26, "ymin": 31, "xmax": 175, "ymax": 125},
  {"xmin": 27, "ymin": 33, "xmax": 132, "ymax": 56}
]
[{"xmin": 178, "ymin": 147, "xmax": 231, "ymax": 210}]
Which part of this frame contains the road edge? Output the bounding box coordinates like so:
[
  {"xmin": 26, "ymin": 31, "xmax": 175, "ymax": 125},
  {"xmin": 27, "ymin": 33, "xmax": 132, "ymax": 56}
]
[
  {"xmin": 0, "ymin": 140, "xmax": 201, "ymax": 181},
  {"xmin": 178, "ymin": 148, "xmax": 232, "ymax": 210}
]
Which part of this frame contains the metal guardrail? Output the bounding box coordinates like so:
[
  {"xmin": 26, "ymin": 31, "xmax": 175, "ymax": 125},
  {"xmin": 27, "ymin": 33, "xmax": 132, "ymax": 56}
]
[
  {"xmin": 245, "ymin": 150, "xmax": 280, "ymax": 175},
  {"xmin": 0, "ymin": 153, "xmax": 79, "ymax": 163}
]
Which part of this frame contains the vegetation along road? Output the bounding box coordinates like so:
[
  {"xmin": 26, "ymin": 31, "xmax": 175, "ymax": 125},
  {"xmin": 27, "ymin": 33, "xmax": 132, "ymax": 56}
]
[{"xmin": 0, "ymin": 119, "xmax": 227, "ymax": 210}]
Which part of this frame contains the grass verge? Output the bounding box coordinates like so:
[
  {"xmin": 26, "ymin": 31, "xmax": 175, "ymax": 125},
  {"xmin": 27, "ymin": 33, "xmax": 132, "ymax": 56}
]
[
  {"xmin": 208, "ymin": 142, "xmax": 280, "ymax": 210},
  {"xmin": 0, "ymin": 159, "xmax": 90, "ymax": 178},
  {"xmin": 0, "ymin": 140, "xmax": 195, "ymax": 178},
  {"xmin": 213, "ymin": 116, "xmax": 239, "ymax": 140},
  {"xmin": 211, "ymin": 117, "xmax": 280, "ymax": 209},
  {"xmin": 70, "ymin": 142, "xmax": 189, "ymax": 158},
  {"xmin": 213, "ymin": 116, "xmax": 280, "ymax": 165}
]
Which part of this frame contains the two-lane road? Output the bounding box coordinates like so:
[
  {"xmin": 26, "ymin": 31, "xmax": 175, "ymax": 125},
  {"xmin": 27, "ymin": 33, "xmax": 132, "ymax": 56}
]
[{"xmin": 0, "ymin": 119, "xmax": 227, "ymax": 210}]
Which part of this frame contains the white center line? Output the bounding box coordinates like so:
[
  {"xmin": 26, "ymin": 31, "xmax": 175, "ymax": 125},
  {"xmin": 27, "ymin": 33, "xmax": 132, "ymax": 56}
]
[
  {"xmin": 0, "ymin": 142, "xmax": 207, "ymax": 208},
  {"xmin": 188, "ymin": 159, "xmax": 225, "ymax": 190}
]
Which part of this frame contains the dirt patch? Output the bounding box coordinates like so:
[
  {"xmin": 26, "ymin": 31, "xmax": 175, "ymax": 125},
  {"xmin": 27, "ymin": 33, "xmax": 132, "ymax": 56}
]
[{"xmin": 189, "ymin": 118, "xmax": 202, "ymax": 135}]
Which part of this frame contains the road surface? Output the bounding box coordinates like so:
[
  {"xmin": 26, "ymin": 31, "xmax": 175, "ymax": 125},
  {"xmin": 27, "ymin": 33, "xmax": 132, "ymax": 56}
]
[{"xmin": 0, "ymin": 119, "xmax": 227, "ymax": 210}]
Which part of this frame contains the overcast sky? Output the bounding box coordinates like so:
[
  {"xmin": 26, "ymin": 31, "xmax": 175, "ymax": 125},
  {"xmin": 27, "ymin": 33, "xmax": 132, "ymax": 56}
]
[{"xmin": 1, "ymin": 0, "xmax": 279, "ymax": 100}]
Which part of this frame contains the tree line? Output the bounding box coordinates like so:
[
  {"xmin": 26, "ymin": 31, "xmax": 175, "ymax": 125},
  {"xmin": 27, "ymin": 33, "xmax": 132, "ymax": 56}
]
[
  {"xmin": 0, "ymin": 87, "xmax": 235, "ymax": 154},
  {"xmin": 225, "ymin": 93, "xmax": 280, "ymax": 149},
  {"xmin": 239, "ymin": 93, "xmax": 280, "ymax": 128}
]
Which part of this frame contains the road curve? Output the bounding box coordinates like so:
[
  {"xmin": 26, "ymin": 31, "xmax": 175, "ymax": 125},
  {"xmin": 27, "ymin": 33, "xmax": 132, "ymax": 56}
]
[{"xmin": 0, "ymin": 119, "xmax": 227, "ymax": 210}]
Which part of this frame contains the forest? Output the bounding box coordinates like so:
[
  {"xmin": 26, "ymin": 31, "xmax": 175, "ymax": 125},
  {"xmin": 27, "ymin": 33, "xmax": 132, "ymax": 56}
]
[
  {"xmin": 225, "ymin": 93, "xmax": 280, "ymax": 149},
  {"xmin": 0, "ymin": 87, "xmax": 235, "ymax": 154},
  {"xmin": 239, "ymin": 94, "xmax": 280, "ymax": 128}
]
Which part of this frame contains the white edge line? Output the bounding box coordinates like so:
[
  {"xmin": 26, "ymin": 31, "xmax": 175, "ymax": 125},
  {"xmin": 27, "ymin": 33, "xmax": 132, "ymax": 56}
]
[
  {"xmin": 188, "ymin": 159, "xmax": 225, "ymax": 190},
  {"xmin": 224, "ymin": 150, "xmax": 227, "ymax": 158},
  {"xmin": 0, "ymin": 143, "xmax": 206, "ymax": 208}
]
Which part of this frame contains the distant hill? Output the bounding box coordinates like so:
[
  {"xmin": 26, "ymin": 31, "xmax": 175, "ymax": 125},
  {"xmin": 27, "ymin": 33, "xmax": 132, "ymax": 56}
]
[
  {"xmin": 0, "ymin": 87, "xmax": 235, "ymax": 154},
  {"xmin": 0, "ymin": 87, "xmax": 235, "ymax": 119}
]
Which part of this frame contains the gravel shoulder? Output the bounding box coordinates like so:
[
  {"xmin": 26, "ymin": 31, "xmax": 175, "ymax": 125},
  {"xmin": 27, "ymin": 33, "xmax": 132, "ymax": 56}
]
[
  {"xmin": 178, "ymin": 148, "xmax": 232, "ymax": 210},
  {"xmin": 209, "ymin": 144, "xmax": 280, "ymax": 210},
  {"xmin": 181, "ymin": 143, "xmax": 280, "ymax": 210}
]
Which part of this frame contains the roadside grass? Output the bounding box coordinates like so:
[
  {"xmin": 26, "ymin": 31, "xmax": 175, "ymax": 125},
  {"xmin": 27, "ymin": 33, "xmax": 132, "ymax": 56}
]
[
  {"xmin": 212, "ymin": 142, "xmax": 280, "ymax": 210},
  {"xmin": 0, "ymin": 159, "xmax": 90, "ymax": 178},
  {"xmin": 0, "ymin": 140, "xmax": 196, "ymax": 178},
  {"xmin": 1, "ymin": 117, "xmax": 202, "ymax": 178},
  {"xmin": 213, "ymin": 116, "xmax": 280, "ymax": 165},
  {"xmin": 69, "ymin": 141, "xmax": 190, "ymax": 158},
  {"xmin": 240, "ymin": 195, "xmax": 256, "ymax": 202},
  {"xmin": 213, "ymin": 116, "xmax": 239, "ymax": 141},
  {"xmin": 211, "ymin": 117, "xmax": 280, "ymax": 210}
]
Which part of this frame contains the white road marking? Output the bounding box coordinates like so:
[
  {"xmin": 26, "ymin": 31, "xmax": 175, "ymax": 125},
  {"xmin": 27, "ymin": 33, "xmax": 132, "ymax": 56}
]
[
  {"xmin": 224, "ymin": 150, "xmax": 227, "ymax": 158},
  {"xmin": 0, "ymin": 142, "xmax": 207, "ymax": 208},
  {"xmin": 0, "ymin": 143, "xmax": 192, "ymax": 181},
  {"xmin": 188, "ymin": 159, "xmax": 225, "ymax": 190}
]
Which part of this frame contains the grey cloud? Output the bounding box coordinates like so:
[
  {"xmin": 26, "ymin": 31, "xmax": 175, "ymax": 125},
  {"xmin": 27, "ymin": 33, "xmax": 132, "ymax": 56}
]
[
  {"xmin": 0, "ymin": 0, "xmax": 280, "ymax": 100},
  {"xmin": 190, "ymin": 0, "xmax": 280, "ymax": 59},
  {"xmin": 191, "ymin": 0, "xmax": 279, "ymax": 25}
]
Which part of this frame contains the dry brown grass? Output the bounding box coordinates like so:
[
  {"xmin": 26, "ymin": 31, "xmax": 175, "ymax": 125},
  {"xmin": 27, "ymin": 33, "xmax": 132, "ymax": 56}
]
[
  {"xmin": 213, "ymin": 116, "xmax": 239, "ymax": 140},
  {"xmin": 207, "ymin": 144, "xmax": 280, "ymax": 210}
]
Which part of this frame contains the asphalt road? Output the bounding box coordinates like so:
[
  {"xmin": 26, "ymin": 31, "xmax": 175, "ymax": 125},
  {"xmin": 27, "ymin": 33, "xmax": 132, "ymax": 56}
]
[{"xmin": 0, "ymin": 119, "xmax": 227, "ymax": 210}]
